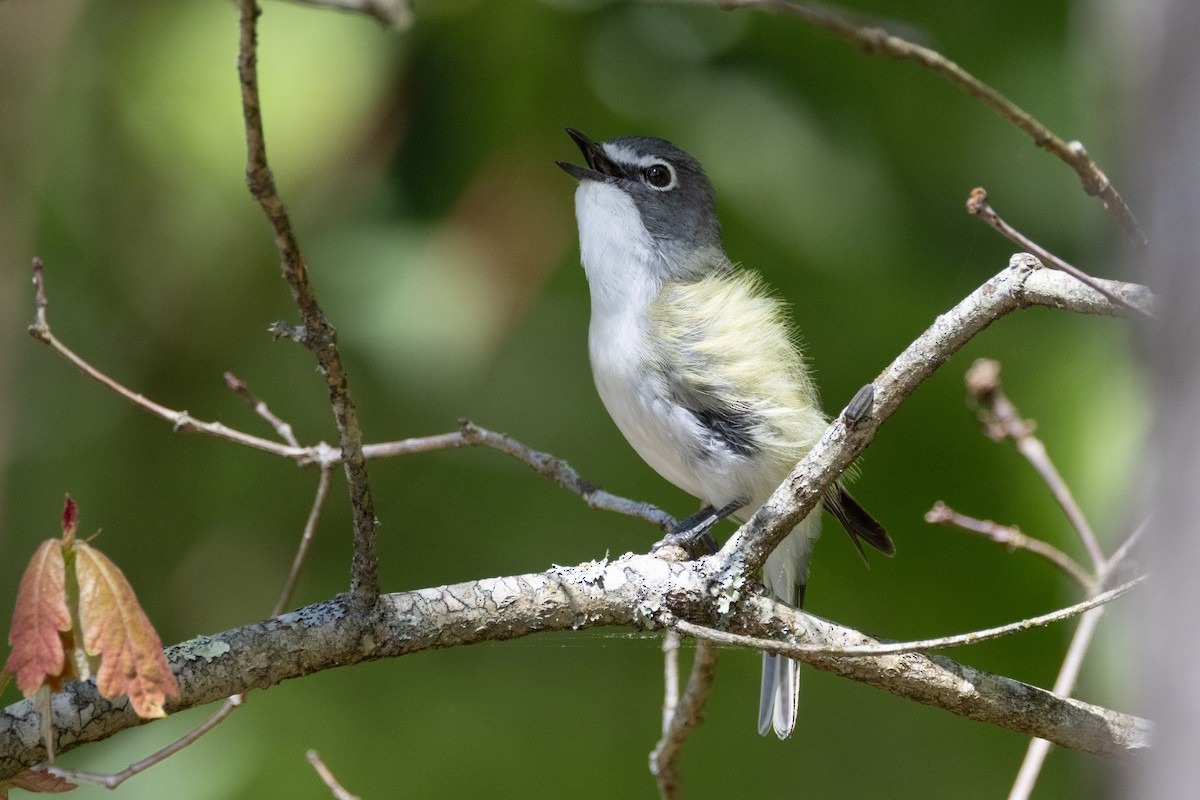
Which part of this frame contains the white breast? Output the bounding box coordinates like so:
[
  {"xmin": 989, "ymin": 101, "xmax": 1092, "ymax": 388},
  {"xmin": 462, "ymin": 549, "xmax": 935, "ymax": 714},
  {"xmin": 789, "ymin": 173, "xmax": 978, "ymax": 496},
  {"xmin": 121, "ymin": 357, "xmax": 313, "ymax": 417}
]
[{"xmin": 575, "ymin": 180, "xmax": 740, "ymax": 507}]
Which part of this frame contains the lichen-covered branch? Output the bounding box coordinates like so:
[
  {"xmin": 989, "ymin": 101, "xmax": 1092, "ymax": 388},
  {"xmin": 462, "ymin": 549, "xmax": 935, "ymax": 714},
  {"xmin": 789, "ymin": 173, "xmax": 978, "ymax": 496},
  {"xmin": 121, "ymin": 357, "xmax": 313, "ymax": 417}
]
[{"xmin": 0, "ymin": 552, "xmax": 1148, "ymax": 778}]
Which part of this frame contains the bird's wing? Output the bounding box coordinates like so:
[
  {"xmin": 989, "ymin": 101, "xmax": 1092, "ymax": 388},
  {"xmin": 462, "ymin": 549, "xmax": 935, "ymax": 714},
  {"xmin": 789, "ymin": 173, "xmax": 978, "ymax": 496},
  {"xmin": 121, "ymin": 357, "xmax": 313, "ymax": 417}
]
[
  {"xmin": 649, "ymin": 270, "xmax": 823, "ymax": 458},
  {"xmin": 824, "ymin": 484, "xmax": 895, "ymax": 558}
]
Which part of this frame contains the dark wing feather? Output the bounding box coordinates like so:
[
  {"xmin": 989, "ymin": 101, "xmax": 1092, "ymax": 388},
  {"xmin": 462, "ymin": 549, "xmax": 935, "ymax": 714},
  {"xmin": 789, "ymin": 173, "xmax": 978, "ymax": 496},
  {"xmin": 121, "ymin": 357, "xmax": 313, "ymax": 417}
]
[{"xmin": 825, "ymin": 485, "xmax": 894, "ymax": 562}]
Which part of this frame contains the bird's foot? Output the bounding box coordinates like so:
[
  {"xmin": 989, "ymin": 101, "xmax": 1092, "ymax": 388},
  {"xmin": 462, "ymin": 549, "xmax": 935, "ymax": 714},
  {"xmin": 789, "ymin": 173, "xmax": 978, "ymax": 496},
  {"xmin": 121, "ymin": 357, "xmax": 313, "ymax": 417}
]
[
  {"xmin": 652, "ymin": 499, "xmax": 744, "ymax": 559},
  {"xmin": 654, "ymin": 512, "xmax": 719, "ymax": 558}
]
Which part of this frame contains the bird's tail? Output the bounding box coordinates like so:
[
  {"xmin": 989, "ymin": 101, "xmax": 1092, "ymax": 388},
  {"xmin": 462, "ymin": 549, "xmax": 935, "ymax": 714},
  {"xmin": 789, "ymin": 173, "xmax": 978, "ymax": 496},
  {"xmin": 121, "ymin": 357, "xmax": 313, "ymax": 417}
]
[
  {"xmin": 757, "ymin": 651, "xmax": 800, "ymax": 738},
  {"xmin": 757, "ymin": 515, "xmax": 817, "ymax": 739}
]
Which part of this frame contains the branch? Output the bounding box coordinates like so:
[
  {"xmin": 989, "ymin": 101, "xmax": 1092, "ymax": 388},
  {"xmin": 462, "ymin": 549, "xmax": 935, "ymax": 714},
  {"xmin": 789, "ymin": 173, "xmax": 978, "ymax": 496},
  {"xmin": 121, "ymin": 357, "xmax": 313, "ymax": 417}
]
[
  {"xmin": 964, "ymin": 356, "xmax": 1106, "ymax": 569},
  {"xmin": 673, "ymin": 577, "xmax": 1142, "ymax": 658},
  {"xmin": 967, "ymin": 188, "xmax": 1152, "ymax": 319},
  {"xmin": 0, "ymin": 554, "xmax": 1148, "ymax": 779},
  {"xmin": 716, "ymin": 254, "xmax": 1152, "ymax": 580},
  {"xmin": 283, "ymin": 0, "xmax": 412, "ymax": 28},
  {"xmin": 44, "ymin": 696, "xmax": 242, "ymax": 789},
  {"xmin": 707, "ymin": 0, "xmax": 1148, "ymax": 249},
  {"xmin": 28, "ymin": 259, "xmax": 673, "ymax": 533},
  {"xmin": 924, "ymin": 501, "xmax": 1096, "ymax": 593},
  {"xmin": 224, "ymin": 372, "xmax": 300, "ymax": 448},
  {"xmin": 307, "ymin": 750, "xmax": 361, "ymax": 800},
  {"xmin": 650, "ymin": 638, "xmax": 718, "ymax": 799},
  {"xmin": 13, "ymin": 256, "xmax": 1152, "ymax": 778},
  {"xmin": 235, "ymin": 0, "xmax": 379, "ymax": 604}
]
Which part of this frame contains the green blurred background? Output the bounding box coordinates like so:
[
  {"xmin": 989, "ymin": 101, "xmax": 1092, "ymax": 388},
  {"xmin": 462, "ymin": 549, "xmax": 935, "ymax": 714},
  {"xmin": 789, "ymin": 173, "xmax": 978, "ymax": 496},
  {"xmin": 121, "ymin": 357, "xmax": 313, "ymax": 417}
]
[{"xmin": 0, "ymin": 1, "xmax": 1145, "ymax": 797}]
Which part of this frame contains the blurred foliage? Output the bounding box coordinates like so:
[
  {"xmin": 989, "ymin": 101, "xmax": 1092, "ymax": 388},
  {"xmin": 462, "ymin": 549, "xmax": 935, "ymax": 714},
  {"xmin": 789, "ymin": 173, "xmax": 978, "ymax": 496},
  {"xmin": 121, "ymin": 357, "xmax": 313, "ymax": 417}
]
[{"xmin": 0, "ymin": 0, "xmax": 1144, "ymax": 797}]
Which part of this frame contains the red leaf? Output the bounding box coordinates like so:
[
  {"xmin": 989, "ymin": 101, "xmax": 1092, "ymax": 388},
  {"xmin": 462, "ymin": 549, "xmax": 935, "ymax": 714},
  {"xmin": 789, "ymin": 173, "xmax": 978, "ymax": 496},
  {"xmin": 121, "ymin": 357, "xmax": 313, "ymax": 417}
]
[
  {"xmin": 4, "ymin": 540, "xmax": 71, "ymax": 696},
  {"xmin": 74, "ymin": 542, "xmax": 180, "ymax": 718},
  {"xmin": 1, "ymin": 768, "xmax": 77, "ymax": 794}
]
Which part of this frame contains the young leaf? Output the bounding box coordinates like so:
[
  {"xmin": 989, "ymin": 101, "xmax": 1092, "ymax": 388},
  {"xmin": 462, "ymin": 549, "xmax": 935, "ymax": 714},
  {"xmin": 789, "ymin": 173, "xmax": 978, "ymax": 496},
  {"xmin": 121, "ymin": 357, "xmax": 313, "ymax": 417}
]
[
  {"xmin": 4, "ymin": 540, "xmax": 71, "ymax": 696},
  {"xmin": 0, "ymin": 767, "xmax": 77, "ymax": 796},
  {"xmin": 74, "ymin": 542, "xmax": 180, "ymax": 718},
  {"xmin": 60, "ymin": 496, "xmax": 77, "ymax": 541}
]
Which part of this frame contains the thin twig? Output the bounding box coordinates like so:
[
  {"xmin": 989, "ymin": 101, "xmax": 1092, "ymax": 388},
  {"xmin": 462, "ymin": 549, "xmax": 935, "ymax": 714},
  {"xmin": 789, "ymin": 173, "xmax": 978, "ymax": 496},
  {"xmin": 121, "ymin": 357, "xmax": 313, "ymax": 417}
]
[
  {"xmin": 1008, "ymin": 519, "xmax": 1146, "ymax": 798},
  {"xmin": 456, "ymin": 420, "xmax": 677, "ymax": 530},
  {"xmin": 673, "ymin": 577, "xmax": 1142, "ymax": 658},
  {"xmin": 1106, "ymin": 520, "xmax": 1146, "ymax": 576},
  {"xmin": 1008, "ymin": 605, "xmax": 1105, "ymax": 800},
  {"xmin": 307, "ymin": 750, "xmax": 361, "ymax": 800},
  {"xmin": 701, "ymin": 0, "xmax": 1148, "ymax": 249},
  {"xmin": 925, "ymin": 501, "xmax": 1096, "ymax": 593},
  {"xmin": 284, "ymin": 0, "xmax": 413, "ymax": 28},
  {"xmin": 275, "ymin": 466, "xmax": 335, "ymax": 616},
  {"xmin": 48, "ymin": 695, "xmax": 243, "ymax": 789},
  {"xmin": 659, "ymin": 631, "xmax": 681, "ymax": 738},
  {"xmin": 25, "ymin": 272, "xmax": 673, "ymax": 533},
  {"xmin": 27, "ymin": 260, "xmax": 311, "ymax": 462},
  {"xmin": 967, "ymin": 189, "xmax": 1151, "ymax": 317},
  {"xmin": 236, "ymin": 0, "xmax": 379, "ymax": 604},
  {"xmin": 965, "ymin": 358, "xmax": 1107, "ymax": 570},
  {"xmin": 650, "ymin": 638, "xmax": 718, "ymax": 799},
  {"xmin": 224, "ymin": 371, "xmax": 300, "ymax": 448}
]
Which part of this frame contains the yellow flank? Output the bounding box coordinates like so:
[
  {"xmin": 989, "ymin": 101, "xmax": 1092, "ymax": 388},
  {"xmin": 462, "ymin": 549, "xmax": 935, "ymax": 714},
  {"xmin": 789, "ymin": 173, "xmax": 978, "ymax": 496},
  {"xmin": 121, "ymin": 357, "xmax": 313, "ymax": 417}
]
[{"xmin": 648, "ymin": 269, "xmax": 829, "ymax": 466}]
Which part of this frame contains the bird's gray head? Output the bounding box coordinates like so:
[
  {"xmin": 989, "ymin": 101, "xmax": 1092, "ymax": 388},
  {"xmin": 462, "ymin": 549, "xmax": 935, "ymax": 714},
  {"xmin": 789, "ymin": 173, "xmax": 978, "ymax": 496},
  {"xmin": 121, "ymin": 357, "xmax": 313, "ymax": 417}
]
[{"xmin": 558, "ymin": 128, "xmax": 724, "ymax": 279}]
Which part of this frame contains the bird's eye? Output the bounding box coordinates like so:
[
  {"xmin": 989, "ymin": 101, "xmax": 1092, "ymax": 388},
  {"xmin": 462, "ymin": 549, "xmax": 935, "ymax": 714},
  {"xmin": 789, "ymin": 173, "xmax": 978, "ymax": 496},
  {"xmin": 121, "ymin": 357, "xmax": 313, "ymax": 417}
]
[{"xmin": 642, "ymin": 163, "xmax": 675, "ymax": 190}]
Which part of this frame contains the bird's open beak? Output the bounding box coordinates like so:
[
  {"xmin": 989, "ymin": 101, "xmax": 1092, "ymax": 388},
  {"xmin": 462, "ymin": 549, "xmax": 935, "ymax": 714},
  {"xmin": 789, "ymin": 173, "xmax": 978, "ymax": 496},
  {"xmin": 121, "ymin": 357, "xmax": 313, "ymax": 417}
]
[{"xmin": 557, "ymin": 128, "xmax": 622, "ymax": 182}]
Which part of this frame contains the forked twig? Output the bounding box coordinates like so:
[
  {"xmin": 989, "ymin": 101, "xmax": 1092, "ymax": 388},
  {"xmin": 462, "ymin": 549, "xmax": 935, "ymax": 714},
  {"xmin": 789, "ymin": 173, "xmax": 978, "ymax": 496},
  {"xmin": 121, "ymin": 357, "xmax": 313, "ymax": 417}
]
[
  {"xmin": 48, "ymin": 696, "xmax": 244, "ymax": 788},
  {"xmin": 225, "ymin": 371, "xmax": 300, "ymax": 448},
  {"xmin": 307, "ymin": 750, "xmax": 361, "ymax": 800},
  {"xmin": 650, "ymin": 636, "xmax": 719, "ymax": 800},
  {"xmin": 704, "ymin": 0, "xmax": 1148, "ymax": 249},
  {"xmin": 671, "ymin": 577, "xmax": 1141, "ymax": 658},
  {"xmin": 925, "ymin": 502, "xmax": 1096, "ymax": 593},
  {"xmin": 236, "ymin": 0, "xmax": 379, "ymax": 604},
  {"xmin": 967, "ymin": 189, "xmax": 1151, "ymax": 318},
  {"xmin": 965, "ymin": 358, "xmax": 1106, "ymax": 570}
]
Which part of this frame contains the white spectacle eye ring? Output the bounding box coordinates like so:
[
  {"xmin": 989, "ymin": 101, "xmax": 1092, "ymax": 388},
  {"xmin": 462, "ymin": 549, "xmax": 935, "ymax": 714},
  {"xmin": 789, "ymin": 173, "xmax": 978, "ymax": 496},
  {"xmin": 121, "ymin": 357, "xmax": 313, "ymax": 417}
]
[{"xmin": 641, "ymin": 162, "xmax": 676, "ymax": 191}]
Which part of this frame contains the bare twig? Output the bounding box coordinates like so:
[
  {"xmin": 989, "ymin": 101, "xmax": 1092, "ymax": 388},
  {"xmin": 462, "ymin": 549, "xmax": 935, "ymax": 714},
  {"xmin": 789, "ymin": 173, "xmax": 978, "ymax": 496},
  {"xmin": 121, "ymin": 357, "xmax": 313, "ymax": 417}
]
[
  {"xmin": 1008, "ymin": 605, "xmax": 1106, "ymax": 800},
  {"xmin": 1107, "ymin": 520, "xmax": 1146, "ymax": 574},
  {"xmin": 47, "ymin": 695, "xmax": 243, "ymax": 789},
  {"xmin": 1008, "ymin": 522, "xmax": 1145, "ymax": 799},
  {"xmin": 702, "ymin": 0, "xmax": 1148, "ymax": 249},
  {"xmin": 925, "ymin": 501, "xmax": 1096, "ymax": 593},
  {"xmin": 285, "ymin": 0, "xmax": 412, "ymax": 28},
  {"xmin": 673, "ymin": 577, "xmax": 1141, "ymax": 658},
  {"xmin": 25, "ymin": 272, "xmax": 674, "ymax": 536},
  {"xmin": 456, "ymin": 420, "xmax": 677, "ymax": 530},
  {"xmin": 650, "ymin": 638, "xmax": 718, "ymax": 800},
  {"xmin": 659, "ymin": 632, "xmax": 682, "ymax": 736},
  {"xmin": 236, "ymin": 0, "xmax": 379, "ymax": 604},
  {"xmin": 275, "ymin": 466, "xmax": 336, "ymax": 616},
  {"xmin": 28, "ymin": 260, "xmax": 311, "ymax": 462},
  {"xmin": 967, "ymin": 189, "xmax": 1151, "ymax": 318},
  {"xmin": 718, "ymin": 255, "xmax": 1151, "ymax": 578},
  {"xmin": 965, "ymin": 357, "xmax": 1106, "ymax": 570},
  {"xmin": 307, "ymin": 750, "xmax": 361, "ymax": 800},
  {"xmin": 29, "ymin": 261, "xmax": 672, "ymax": 533},
  {"xmin": 945, "ymin": 359, "xmax": 1149, "ymax": 798},
  {"xmin": 224, "ymin": 371, "xmax": 300, "ymax": 448}
]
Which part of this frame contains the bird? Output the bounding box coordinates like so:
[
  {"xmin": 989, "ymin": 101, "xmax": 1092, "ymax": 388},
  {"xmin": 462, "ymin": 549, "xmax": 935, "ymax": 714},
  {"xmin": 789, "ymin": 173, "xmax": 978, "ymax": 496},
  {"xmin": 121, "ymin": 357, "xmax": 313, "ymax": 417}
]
[{"xmin": 557, "ymin": 128, "xmax": 893, "ymax": 739}]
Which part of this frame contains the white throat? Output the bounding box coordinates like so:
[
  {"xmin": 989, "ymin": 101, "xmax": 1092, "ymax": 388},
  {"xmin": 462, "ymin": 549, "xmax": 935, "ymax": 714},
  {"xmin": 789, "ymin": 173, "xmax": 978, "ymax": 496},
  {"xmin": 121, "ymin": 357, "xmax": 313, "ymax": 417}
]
[{"xmin": 574, "ymin": 180, "xmax": 661, "ymax": 321}]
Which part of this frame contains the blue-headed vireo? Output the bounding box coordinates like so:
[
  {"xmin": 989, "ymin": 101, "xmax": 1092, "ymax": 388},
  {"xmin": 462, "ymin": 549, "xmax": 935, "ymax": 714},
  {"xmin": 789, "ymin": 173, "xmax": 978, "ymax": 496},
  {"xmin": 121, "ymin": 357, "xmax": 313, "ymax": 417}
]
[{"xmin": 558, "ymin": 129, "xmax": 894, "ymax": 739}]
